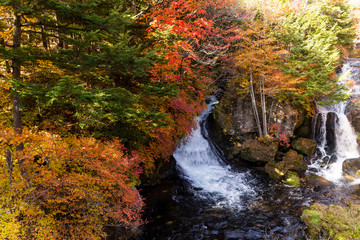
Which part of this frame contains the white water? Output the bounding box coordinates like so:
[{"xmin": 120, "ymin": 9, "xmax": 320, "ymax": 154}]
[
  {"xmin": 173, "ymin": 98, "xmax": 256, "ymax": 209},
  {"xmin": 312, "ymin": 60, "xmax": 360, "ymax": 183}
]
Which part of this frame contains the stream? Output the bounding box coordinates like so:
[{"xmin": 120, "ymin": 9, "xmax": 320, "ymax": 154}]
[{"xmin": 140, "ymin": 59, "xmax": 360, "ymax": 240}]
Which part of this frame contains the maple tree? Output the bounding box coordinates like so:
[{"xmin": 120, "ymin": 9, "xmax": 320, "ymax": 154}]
[
  {"xmin": 0, "ymin": 0, "xmax": 242, "ymax": 237},
  {"xmin": 0, "ymin": 125, "xmax": 143, "ymax": 239}
]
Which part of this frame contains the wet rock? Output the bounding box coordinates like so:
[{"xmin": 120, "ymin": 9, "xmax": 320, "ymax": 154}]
[
  {"xmin": 244, "ymin": 229, "xmax": 262, "ymax": 239},
  {"xmin": 240, "ymin": 139, "xmax": 278, "ymax": 164},
  {"xmin": 265, "ymin": 161, "xmax": 286, "ymax": 181},
  {"xmin": 343, "ymin": 158, "xmax": 360, "ymax": 178},
  {"xmin": 225, "ymin": 229, "xmax": 245, "ymax": 239},
  {"xmin": 325, "ymin": 112, "xmax": 337, "ymax": 154},
  {"xmin": 140, "ymin": 156, "xmax": 176, "ymax": 186},
  {"xmin": 294, "ymin": 113, "xmax": 312, "ymax": 138},
  {"xmin": 348, "ymin": 98, "xmax": 360, "ymax": 134},
  {"xmin": 344, "ymin": 174, "xmax": 359, "ymax": 182},
  {"xmin": 282, "ymin": 150, "xmax": 307, "ymax": 172},
  {"xmin": 318, "ymin": 157, "xmax": 329, "ymax": 168},
  {"xmin": 302, "ymin": 203, "xmax": 360, "ymax": 240},
  {"xmin": 329, "ymin": 155, "xmax": 337, "ymax": 165},
  {"xmin": 282, "ymin": 172, "xmax": 301, "ymax": 188},
  {"xmin": 313, "ymin": 113, "xmax": 325, "ymax": 144},
  {"xmin": 210, "ymin": 90, "xmax": 301, "ymax": 162},
  {"xmin": 291, "ymin": 138, "xmax": 317, "ymax": 158},
  {"xmin": 305, "ymin": 174, "xmax": 335, "ymax": 189},
  {"xmin": 265, "ymin": 150, "xmax": 307, "ymax": 185}
]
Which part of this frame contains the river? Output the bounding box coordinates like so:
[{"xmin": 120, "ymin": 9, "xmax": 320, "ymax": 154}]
[{"xmin": 140, "ymin": 59, "xmax": 360, "ymax": 240}]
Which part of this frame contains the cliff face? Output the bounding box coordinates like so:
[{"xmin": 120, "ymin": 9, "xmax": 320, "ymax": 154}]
[
  {"xmin": 209, "ymin": 86, "xmax": 307, "ymax": 160},
  {"xmin": 207, "ymin": 89, "xmax": 318, "ymax": 186}
]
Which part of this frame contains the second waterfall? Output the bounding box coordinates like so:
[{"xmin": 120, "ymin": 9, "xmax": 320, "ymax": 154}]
[{"xmin": 311, "ymin": 59, "xmax": 360, "ymax": 183}]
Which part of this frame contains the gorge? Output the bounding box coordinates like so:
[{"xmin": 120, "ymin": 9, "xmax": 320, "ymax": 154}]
[{"xmin": 141, "ymin": 59, "xmax": 360, "ymax": 239}]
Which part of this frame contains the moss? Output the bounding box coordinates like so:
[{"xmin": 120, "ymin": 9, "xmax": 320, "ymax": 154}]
[
  {"xmin": 302, "ymin": 203, "xmax": 360, "ymax": 240},
  {"xmin": 282, "ymin": 171, "xmax": 300, "ymax": 187}
]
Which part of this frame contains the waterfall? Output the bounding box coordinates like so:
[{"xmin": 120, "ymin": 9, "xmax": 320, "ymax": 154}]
[
  {"xmin": 173, "ymin": 96, "xmax": 256, "ymax": 210},
  {"xmin": 311, "ymin": 60, "xmax": 360, "ymax": 183}
]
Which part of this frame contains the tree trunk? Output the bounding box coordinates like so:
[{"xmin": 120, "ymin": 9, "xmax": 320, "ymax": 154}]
[
  {"xmin": 13, "ymin": 11, "xmax": 23, "ymax": 135},
  {"xmin": 261, "ymin": 76, "xmax": 268, "ymax": 135},
  {"xmin": 12, "ymin": 6, "xmax": 26, "ymax": 181},
  {"xmin": 5, "ymin": 150, "xmax": 12, "ymax": 185},
  {"xmin": 249, "ymin": 59, "xmax": 263, "ymax": 137}
]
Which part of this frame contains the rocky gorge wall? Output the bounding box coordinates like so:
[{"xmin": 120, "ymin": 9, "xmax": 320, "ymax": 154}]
[{"xmin": 208, "ymin": 88, "xmax": 320, "ymax": 187}]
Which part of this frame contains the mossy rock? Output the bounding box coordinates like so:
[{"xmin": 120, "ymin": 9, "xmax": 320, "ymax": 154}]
[
  {"xmin": 302, "ymin": 203, "xmax": 360, "ymax": 240},
  {"xmin": 282, "ymin": 171, "xmax": 300, "ymax": 187},
  {"xmin": 282, "ymin": 149, "xmax": 307, "ymax": 172},
  {"xmin": 265, "ymin": 160, "xmax": 286, "ymax": 181},
  {"xmin": 305, "ymin": 174, "xmax": 335, "ymax": 188},
  {"xmin": 343, "ymin": 158, "xmax": 360, "ymax": 179},
  {"xmin": 265, "ymin": 150, "xmax": 307, "ymax": 183},
  {"xmin": 240, "ymin": 139, "xmax": 279, "ymax": 164},
  {"xmin": 291, "ymin": 138, "xmax": 317, "ymax": 158}
]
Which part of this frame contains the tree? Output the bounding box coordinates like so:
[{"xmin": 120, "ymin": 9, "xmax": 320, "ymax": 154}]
[
  {"xmin": 276, "ymin": 0, "xmax": 355, "ymax": 109},
  {"xmin": 234, "ymin": 20, "xmax": 291, "ymax": 136},
  {"xmin": 0, "ymin": 126, "xmax": 143, "ymax": 239}
]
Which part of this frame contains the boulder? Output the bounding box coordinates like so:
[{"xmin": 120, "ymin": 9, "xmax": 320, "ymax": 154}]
[
  {"xmin": 240, "ymin": 139, "xmax": 278, "ymax": 164},
  {"xmin": 347, "ymin": 98, "xmax": 360, "ymax": 134},
  {"xmin": 265, "ymin": 160, "xmax": 286, "ymax": 181},
  {"xmin": 343, "ymin": 158, "xmax": 360, "ymax": 178},
  {"xmin": 325, "ymin": 112, "xmax": 337, "ymax": 154},
  {"xmin": 282, "ymin": 171, "xmax": 301, "ymax": 188},
  {"xmin": 302, "ymin": 203, "xmax": 360, "ymax": 240},
  {"xmin": 291, "ymin": 138, "xmax": 317, "ymax": 158},
  {"xmin": 282, "ymin": 150, "xmax": 307, "ymax": 172},
  {"xmin": 305, "ymin": 174, "xmax": 335, "ymax": 189},
  {"xmin": 265, "ymin": 150, "xmax": 307, "ymax": 185}
]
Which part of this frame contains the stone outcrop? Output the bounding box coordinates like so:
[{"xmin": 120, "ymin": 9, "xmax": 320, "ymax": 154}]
[
  {"xmin": 210, "ymin": 90, "xmax": 301, "ymax": 161},
  {"xmin": 348, "ymin": 98, "xmax": 360, "ymax": 135},
  {"xmin": 305, "ymin": 174, "xmax": 335, "ymax": 189},
  {"xmin": 240, "ymin": 139, "xmax": 278, "ymax": 164},
  {"xmin": 282, "ymin": 150, "xmax": 308, "ymax": 172},
  {"xmin": 264, "ymin": 150, "xmax": 307, "ymax": 186},
  {"xmin": 291, "ymin": 138, "xmax": 317, "ymax": 159},
  {"xmin": 212, "ymin": 93, "xmax": 300, "ymax": 140},
  {"xmin": 342, "ymin": 158, "xmax": 360, "ymax": 179}
]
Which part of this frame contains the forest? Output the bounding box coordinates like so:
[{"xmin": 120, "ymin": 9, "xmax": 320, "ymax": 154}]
[{"xmin": 0, "ymin": 0, "xmax": 358, "ymax": 239}]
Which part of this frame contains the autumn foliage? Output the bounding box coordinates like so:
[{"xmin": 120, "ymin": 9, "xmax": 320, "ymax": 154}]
[
  {"xmin": 0, "ymin": 0, "xmax": 356, "ymax": 238},
  {"xmin": 0, "ymin": 126, "xmax": 143, "ymax": 239},
  {"xmin": 0, "ymin": 0, "xmax": 240, "ymax": 238}
]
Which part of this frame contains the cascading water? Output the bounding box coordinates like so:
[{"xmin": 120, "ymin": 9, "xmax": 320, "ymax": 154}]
[
  {"xmin": 173, "ymin": 97, "xmax": 257, "ymax": 210},
  {"xmin": 311, "ymin": 59, "xmax": 360, "ymax": 183}
]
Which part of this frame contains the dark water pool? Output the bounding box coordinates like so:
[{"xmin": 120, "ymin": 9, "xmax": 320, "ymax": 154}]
[{"xmin": 139, "ymin": 166, "xmax": 350, "ymax": 240}]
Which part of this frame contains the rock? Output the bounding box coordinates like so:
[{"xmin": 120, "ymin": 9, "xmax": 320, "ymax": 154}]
[
  {"xmin": 294, "ymin": 113, "xmax": 312, "ymax": 138},
  {"xmin": 140, "ymin": 157, "xmax": 176, "ymax": 186},
  {"xmin": 240, "ymin": 139, "xmax": 278, "ymax": 164},
  {"xmin": 282, "ymin": 150, "xmax": 307, "ymax": 172},
  {"xmin": 343, "ymin": 158, "xmax": 360, "ymax": 178},
  {"xmin": 305, "ymin": 174, "xmax": 335, "ymax": 188},
  {"xmin": 210, "ymin": 91, "xmax": 301, "ymax": 162},
  {"xmin": 265, "ymin": 161, "xmax": 286, "ymax": 181},
  {"xmin": 347, "ymin": 98, "xmax": 360, "ymax": 134},
  {"xmin": 325, "ymin": 112, "xmax": 337, "ymax": 154},
  {"xmin": 344, "ymin": 174, "xmax": 358, "ymax": 182},
  {"xmin": 302, "ymin": 203, "xmax": 360, "ymax": 240},
  {"xmin": 291, "ymin": 138, "xmax": 317, "ymax": 158},
  {"xmin": 265, "ymin": 150, "xmax": 307, "ymax": 184},
  {"xmin": 269, "ymin": 100, "xmax": 299, "ymax": 137},
  {"xmin": 282, "ymin": 171, "xmax": 300, "ymax": 187}
]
